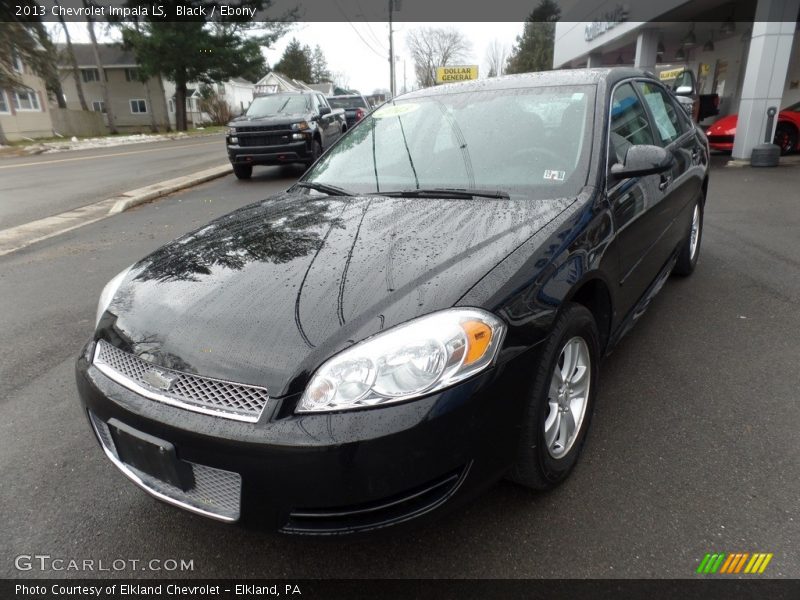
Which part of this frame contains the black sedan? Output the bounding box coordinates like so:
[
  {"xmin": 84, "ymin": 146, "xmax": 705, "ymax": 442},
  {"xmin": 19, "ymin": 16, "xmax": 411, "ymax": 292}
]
[{"xmin": 76, "ymin": 68, "xmax": 709, "ymax": 534}]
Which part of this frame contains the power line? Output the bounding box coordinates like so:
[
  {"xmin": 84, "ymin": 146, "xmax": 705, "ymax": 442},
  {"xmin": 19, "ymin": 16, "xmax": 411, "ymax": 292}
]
[{"xmin": 330, "ymin": 0, "xmax": 386, "ymax": 59}]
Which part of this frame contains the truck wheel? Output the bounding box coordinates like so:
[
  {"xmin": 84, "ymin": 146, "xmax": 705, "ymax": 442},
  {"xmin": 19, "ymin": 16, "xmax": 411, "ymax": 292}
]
[
  {"xmin": 233, "ymin": 164, "xmax": 252, "ymax": 180},
  {"xmin": 307, "ymin": 139, "xmax": 322, "ymax": 166}
]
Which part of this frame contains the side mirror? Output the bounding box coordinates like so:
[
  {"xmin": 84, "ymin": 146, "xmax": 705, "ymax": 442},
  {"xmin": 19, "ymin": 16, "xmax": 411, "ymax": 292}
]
[
  {"xmin": 319, "ymin": 106, "xmax": 331, "ymax": 116},
  {"xmin": 672, "ymin": 71, "xmax": 697, "ymax": 96},
  {"xmin": 610, "ymin": 145, "xmax": 673, "ymax": 180}
]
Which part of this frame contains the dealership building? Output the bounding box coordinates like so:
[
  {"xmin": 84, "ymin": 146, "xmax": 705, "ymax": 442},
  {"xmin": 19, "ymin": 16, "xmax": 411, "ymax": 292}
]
[{"xmin": 554, "ymin": 0, "xmax": 800, "ymax": 159}]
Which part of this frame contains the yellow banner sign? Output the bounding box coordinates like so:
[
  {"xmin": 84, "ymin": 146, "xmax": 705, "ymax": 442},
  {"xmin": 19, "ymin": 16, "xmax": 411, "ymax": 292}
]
[
  {"xmin": 659, "ymin": 68, "xmax": 685, "ymax": 81},
  {"xmin": 436, "ymin": 65, "xmax": 479, "ymax": 84}
]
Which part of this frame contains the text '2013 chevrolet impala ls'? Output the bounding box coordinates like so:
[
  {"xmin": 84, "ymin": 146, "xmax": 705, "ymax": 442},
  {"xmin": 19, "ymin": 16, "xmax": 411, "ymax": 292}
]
[{"xmin": 76, "ymin": 68, "xmax": 709, "ymax": 534}]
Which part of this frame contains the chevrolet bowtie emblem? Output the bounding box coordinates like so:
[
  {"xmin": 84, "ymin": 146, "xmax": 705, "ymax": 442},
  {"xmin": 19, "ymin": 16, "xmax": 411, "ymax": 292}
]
[{"xmin": 142, "ymin": 369, "xmax": 179, "ymax": 391}]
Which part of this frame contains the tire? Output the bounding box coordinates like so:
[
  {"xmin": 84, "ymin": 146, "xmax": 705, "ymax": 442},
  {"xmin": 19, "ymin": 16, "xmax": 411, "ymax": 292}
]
[
  {"xmin": 773, "ymin": 123, "xmax": 798, "ymax": 155},
  {"xmin": 508, "ymin": 303, "xmax": 600, "ymax": 490},
  {"xmin": 673, "ymin": 198, "xmax": 703, "ymax": 276},
  {"xmin": 306, "ymin": 138, "xmax": 322, "ymax": 167},
  {"xmin": 233, "ymin": 164, "xmax": 252, "ymax": 180}
]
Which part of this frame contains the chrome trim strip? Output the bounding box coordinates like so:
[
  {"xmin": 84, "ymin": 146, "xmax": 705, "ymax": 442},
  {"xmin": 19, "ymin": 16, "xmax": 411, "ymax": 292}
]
[
  {"xmin": 92, "ymin": 343, "xmax": 262, "ymax": 423},
  {"xmin": 88, "ymin": 413, "xmax": 239, "ymax": 523}
]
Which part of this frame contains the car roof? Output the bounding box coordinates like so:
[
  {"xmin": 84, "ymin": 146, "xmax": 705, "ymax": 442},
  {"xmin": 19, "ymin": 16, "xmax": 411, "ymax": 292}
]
[{"xmin": 399, "ymin": 67, "xmax": 656, "ymax": 99}]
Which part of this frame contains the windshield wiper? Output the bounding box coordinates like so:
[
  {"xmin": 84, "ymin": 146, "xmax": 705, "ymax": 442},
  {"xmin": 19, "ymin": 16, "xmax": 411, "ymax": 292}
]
[
  {"xmin": 294, "ymin": 182, "xmax": 354, "ymax": 197},
  {"xmin": 373, "ymin": 187, "xmax": 510, "ymax": 199}
]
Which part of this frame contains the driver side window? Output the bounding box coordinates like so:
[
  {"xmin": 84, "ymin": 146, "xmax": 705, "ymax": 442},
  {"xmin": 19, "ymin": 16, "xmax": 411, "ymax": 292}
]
[{"xmin": 609, "ymin": 83, "xmax": 655, "ymax": 168}]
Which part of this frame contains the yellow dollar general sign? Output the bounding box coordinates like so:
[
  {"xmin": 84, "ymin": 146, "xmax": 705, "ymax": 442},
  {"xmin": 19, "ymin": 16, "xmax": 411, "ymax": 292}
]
[
  {"xmin": 697, "ymin": 552, "xmax": 774, "ymax": 574},
  {"xmin": 436, "ymin": 65, "xmax": 479, "ymax": 84}
]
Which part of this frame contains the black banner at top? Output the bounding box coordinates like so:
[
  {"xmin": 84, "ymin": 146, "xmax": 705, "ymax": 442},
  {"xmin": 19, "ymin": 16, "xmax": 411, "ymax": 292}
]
[{"xmin": 3, "ymin": 0, "xmax": 797, "ymax": 23}]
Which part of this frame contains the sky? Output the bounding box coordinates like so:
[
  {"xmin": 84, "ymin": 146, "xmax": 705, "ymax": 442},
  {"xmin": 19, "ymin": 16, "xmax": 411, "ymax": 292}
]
[{"xmin": 48, "ymin": 22, "xmax": 525, "ymax": 94}]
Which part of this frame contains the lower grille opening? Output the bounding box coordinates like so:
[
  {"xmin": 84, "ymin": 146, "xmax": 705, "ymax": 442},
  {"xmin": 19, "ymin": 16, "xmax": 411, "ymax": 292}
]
[
  {"xmin": 88, "ymin": 411, "xmax": 242, "ymax": 522},
  {"xmin": 282, "ymin": 463, "xmax": 471, "ymax": 535}
]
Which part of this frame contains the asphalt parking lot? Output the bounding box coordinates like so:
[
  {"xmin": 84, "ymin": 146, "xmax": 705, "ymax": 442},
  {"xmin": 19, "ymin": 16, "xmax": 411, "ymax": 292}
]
[{"xmin": 1, "ymin": 156, "xmax": 799, "ymax": 579}]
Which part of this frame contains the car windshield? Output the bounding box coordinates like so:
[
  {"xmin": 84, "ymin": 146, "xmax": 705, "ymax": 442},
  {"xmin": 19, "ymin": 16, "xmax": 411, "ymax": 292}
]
[
  {"xmin": 303, "ymin": 85, "xmax": 595, "ymax": 199},
  {"xmin": 328, "ymin": 96, "xmax": 368, "ymax": 109},
  {"xmin": 246, "ymin": 94, "xmax": 310, "ymax": 117},
  {"xmin": 784, "ymin": 101, "xmax": 800, "ymax": 112}
]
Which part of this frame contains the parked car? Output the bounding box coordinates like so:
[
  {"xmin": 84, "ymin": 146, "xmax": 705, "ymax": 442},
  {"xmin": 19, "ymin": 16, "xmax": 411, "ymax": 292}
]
[
  {"xmin": 326, "ymin": 94, "xmax": 371, "ymax": 128},
  {"xmin": 660, "ymin": 68, "xmax": 720, "ymax": 123},
  {"xmin": 706, "ymin": 101, "xmax": 800, "ymax": 155},
  {"xmin": 77, "ymin": 68, "xmax": 709, "ymax": 534},
  {"xmin": 225, "ymin": 91, "xmax": 346, "ymax": 179}
]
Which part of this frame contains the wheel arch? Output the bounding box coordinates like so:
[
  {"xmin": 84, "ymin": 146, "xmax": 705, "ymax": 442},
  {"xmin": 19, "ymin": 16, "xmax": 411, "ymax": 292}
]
[{"xmin": 563, "ymin": 275, "xmax": 614, "ymax": 354}]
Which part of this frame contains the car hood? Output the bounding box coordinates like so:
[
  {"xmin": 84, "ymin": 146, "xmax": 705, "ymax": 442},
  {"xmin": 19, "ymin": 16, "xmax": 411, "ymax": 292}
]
[
  {"xmin": 230, "ymin": 114, "xmax": 310, "ymax": 127},
  {"xmin": 100, "ymin": 193, "xmax": 573, "ymax": 397},
  {"xmin": 708, "ymin": 114, "xmax": 737, "ymax": 135}
]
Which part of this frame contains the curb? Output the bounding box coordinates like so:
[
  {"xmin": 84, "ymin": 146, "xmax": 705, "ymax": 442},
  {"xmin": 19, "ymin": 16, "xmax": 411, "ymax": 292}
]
[
  {"xmin": 0, "ymin": 164, "xmax": 231, "ymax": 257},
  {"xmin": 108, "ymin": 164, "xmax": 232, "ymax": 214}
]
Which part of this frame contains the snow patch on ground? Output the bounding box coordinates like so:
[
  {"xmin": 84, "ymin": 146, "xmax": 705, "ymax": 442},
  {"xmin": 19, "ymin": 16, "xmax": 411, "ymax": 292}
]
[{"xmin": 37, "ymin": 132, "xmax": 190, "ymax": 154}]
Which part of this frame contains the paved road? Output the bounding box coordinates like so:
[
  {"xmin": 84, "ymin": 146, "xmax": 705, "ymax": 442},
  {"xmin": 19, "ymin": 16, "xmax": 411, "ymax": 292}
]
[
  {"xmin": 0, "ymin": 134, "xmax": 227, "ymax": 230},
  {"xmin": 1, "ymin": 159, "xmax": 799, "ymax": 579}
]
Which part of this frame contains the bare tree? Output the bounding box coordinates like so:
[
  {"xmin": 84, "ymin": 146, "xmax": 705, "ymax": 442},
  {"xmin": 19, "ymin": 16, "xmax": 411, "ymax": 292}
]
[
  {"xmin": 406, "ymin": 27, "xmax": 472, "ymax": 89},
  {"xmin": 53, "ymin": 2, "xmax": 88, "ymax": 110},
  {"xmin": 84, "ymin": 5, "xmax": 118, "ymax": 133},
  {"xmin": 332, "ymin": 70, "xmax": 351, "ymax": 92},
  {"xmin": 485, "ymin": 39, "xmax": 508, "ymax": 78}
]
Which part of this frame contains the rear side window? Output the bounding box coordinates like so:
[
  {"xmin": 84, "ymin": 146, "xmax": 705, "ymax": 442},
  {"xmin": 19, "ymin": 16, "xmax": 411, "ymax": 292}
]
[
  {"xmin": 609, "ymin": 83, "xmax": 655, "ymax": 164},
  {"xmin": 636, "ymin": 81, "xmax": 686, "ymax": 145}
]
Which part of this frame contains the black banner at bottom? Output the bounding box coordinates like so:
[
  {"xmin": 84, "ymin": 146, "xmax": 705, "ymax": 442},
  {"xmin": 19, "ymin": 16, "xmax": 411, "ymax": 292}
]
[{"xmin": 4, "ymin": 579, "xmax": 800, "ymax": 600}]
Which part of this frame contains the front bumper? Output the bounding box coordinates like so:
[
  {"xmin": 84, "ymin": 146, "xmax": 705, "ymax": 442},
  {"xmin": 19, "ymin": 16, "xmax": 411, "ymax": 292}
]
[
  {"xmin": 227, "ymin": 140, "xmax": 312, "ymax": 166},
  {"xmin": 75, "ymin": 342, "xmax": 535, "ymax": 534}
]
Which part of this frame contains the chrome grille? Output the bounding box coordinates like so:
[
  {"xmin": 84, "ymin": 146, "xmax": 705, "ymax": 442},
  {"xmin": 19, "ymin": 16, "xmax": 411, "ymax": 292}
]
[
  {"xmin": 88, "ymin": 411, "xmax": 242, "ymax": 522},
  {"xmin": 93, "ymin": 340, "xmax": 269, "ymax": 422}
]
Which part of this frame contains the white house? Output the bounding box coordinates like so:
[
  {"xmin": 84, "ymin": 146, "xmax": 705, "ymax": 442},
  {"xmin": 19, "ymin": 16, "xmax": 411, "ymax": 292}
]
[
  {"xmin": 253, "ymin": 72, "xmax": 312, "ymax": 96},
  {"xmin": 162, "ymin": 78, "xmax": 256, "ymax": 127}
]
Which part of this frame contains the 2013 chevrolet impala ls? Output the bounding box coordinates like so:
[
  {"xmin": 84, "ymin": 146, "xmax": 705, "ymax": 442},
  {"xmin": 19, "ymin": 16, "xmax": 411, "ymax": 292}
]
[{"xmin": 76, "ymin": 68, "xmax": 709, "ymax": 534}]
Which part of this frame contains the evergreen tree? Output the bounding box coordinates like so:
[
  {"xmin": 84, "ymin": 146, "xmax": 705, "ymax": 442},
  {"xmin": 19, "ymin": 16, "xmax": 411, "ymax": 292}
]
[
  {"xmin": 121, "ymin": 3, "xmax": 285, "ymax": 131},
  {"xmin": 310, "ymin": 45, "xmax": 332, "ymax": 83},
  {"xmin": 506, "ymin": 0, "xmax": 561, "ymax": 74},
  {"xmin": 274, "ymin": 38, "xmax": 313, "ymax": 83}
]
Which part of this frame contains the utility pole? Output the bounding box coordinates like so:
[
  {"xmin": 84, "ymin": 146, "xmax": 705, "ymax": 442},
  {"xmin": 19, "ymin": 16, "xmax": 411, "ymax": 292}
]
[
  {"xmin": 403, "ymin": 59, "xmax": 407, "ymax": 94},
  {"xmin": 388, "ymin": 0, "xmax": 395, "ymax": 98}
]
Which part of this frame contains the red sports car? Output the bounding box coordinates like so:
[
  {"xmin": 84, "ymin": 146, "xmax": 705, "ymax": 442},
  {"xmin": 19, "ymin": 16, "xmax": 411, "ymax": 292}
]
[{"xmin": 706, "ymin": 101, "xmax": 800, "ymax": 154}]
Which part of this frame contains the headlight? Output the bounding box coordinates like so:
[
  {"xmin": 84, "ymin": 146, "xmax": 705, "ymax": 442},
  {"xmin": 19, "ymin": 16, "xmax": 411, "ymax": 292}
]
[
  {"xmin": 226, "ymin": 127, "xmax": 236, "ymax": 135},
  {"xmin": 95, "ymin": 266, "xmax": 132, "ymax": 327},
  {"xmin": 292, "ymin": 121, "xmax": 310, "ymax": 131},
  {"xmin": 297, "ymin": 308, "xmax": 505, "ymax": 413}
]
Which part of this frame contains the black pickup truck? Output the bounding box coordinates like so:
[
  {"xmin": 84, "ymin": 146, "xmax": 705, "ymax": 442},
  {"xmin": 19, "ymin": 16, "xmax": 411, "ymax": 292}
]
[{"xmin": 226, "ymin": 91, "xmax": 346, "ymax": 179}]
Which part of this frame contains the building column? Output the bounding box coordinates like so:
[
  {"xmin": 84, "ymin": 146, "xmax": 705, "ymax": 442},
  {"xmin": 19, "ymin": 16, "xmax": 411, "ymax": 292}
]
[
  {"xmin": 732, "ymin": 0, "xmax": 800, "ymax": 160},
  {"xmin": 634, "ymin": 29, "xmax": 660, "ymax": 72},
  {"xmin": 586, "ymin": 52, "xmax": 603, "ymax": 68}
]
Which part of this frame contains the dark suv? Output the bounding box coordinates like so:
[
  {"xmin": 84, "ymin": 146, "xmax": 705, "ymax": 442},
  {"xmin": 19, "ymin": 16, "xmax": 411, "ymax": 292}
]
[{"xmin": 225, "ymin": 91, "xmax": 346, "ymax": 179}]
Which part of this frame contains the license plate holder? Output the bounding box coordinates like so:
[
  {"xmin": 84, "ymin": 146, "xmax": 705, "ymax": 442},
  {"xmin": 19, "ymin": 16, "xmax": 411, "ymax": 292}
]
[{"xmin": 108, "ymin": 419, "xmax": 194, "ymax": 491}]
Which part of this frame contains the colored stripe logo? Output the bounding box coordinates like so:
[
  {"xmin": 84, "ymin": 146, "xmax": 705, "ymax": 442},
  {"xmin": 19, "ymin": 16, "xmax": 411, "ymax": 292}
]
[{"xmin": 697, "ymin": 552, "xmax": 773, "ymax": 574}]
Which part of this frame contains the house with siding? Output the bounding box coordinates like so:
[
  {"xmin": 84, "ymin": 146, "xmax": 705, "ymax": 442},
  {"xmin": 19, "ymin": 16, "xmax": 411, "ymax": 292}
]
[
  {"xmin": 0, "ymin": 51, "xmax": 53, "ymax": 141},
  {"xmin": 57, "ymin": 43, "xmax": 170, "ymax": 132}
]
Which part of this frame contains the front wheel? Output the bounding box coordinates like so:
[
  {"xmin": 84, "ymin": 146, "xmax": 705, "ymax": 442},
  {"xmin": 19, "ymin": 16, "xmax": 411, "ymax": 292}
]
[
  {"xmin": 673, "ymin": 199, "xmax": 703, "ymax": 276},
  {"xmin": 774, "ymin": 124, "xmax": 798, "ymax": 155},
  {"xmin": 508, "ymin": 303, "xmax": 600, "ymax": 490},
  {"xmin": 232, "ymin": 164, "xmax": 252, "ymax": 180},
  {"xmin": 306, "ymin": 138, "xmax": 322, "ymax": 167}
]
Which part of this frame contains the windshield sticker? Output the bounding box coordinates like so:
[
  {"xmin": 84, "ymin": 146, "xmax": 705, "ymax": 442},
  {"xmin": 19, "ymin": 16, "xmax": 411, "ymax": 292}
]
[
  {"xmin": 373, "ymin": 103, "xmax": 420, "ymax": 118},
  {"xmin": 543, "ymin": 169, "xmax": 566, "ymax": 182}
]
